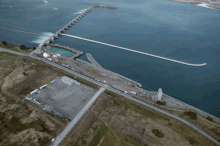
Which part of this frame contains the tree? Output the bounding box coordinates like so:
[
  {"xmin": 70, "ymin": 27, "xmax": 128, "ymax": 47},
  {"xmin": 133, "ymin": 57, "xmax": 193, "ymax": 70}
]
[
  {"xmin": 156, "ymin": 101, "xmax": 166, "ymax": 105},
  {"xmin": 152, "ymin": 129, "xmax": 165, "ymax": 138},
  {"xmin": 33, "ymin": 46, "xmax": 36, "ymax": 50},
  {"xmin": 207, "ymin": 116, "xmax": 213, "ymax": 122},
  {"xmin": 20, "ymin": 45, "xmax": 26, "ymax": 50},
  {"xmin": 184, "ymin": 111, "xmax": 197, "ymax": 120},
  {"xmin": 2, "ymin": 41, "xmax": 7, "ymax": 46}
]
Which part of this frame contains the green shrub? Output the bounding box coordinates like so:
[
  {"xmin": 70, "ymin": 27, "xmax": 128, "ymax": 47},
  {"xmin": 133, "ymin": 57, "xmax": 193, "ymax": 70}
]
[
  {"xmin": 168, "ymin": 122, "xmax": 172, "ymax": 126},
  {"xmin": 206, "ymin": 116, "xmax": 213, "ymax": 122},
  {"xmin": 20, "ymin": 45, "xmax": 26, "ymax": 50},
  {"xmin": 152, "ymin": 129, "xmax": 164, "ymax": 138},
  {"xmin": 156, "ymin": 101, "xmax": 166, "ymax": 105},
  {"xmin": 184, "ymin": 111, "xmax": 197, "ymax": 120},
  {"xmin": 187, "ymin": 137, "xmax": 198, "ymax": 145},
  {"xmin": 1, "ymin": 41, "xmax": 7, "ymax": 46}
]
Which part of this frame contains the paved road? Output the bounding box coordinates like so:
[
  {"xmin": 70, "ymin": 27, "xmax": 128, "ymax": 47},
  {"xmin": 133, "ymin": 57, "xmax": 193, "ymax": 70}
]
[
  {"xmin": 1, "ymin": 48, "xmax": 220, "ymax": 146},
  {"xmin": 106, "ymin": 87, "xmax": 220, "ymax": 146},
  {"xmin": 0, "ymin": 47, "xmax": 29, "ymax": 56},
  {"xmin": 52, "ymin": 87, "xmax": 105, "ymax": 146}
]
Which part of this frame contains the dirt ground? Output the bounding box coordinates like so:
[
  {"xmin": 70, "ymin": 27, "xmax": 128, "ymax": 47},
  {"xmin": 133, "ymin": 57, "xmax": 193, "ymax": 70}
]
[
  {"xmin": 8, "ymin": 67, "xmax": 62, "ymax": 97},
  {"xmin": 0, "ymin": 53, "xmax": 63, "ymax": 146},
  {"xmin": 64, "ymin": 58, "xmax": 142, "ymax": 93},
  {"xmin": 62, "ymin": 92, "xmax": 217, "ymax": 146}
]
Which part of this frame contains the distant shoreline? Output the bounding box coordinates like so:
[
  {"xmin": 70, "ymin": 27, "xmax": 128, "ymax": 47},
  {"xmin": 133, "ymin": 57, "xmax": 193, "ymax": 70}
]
[{"xmin": 172, "ymin": 0, "xmax": 220, "ymax": 10}]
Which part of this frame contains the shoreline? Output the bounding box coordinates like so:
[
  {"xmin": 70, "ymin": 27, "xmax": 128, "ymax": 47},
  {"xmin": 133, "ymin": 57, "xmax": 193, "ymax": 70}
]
[
  {"xmin": 83, "ymin": 54, "xmax": 220, "ymax": 123},
  {"xmin": 1, "ymin": 47, "xmax": 220, "ymax": 145},
  {"xmin": 147, "ymin": 90, "xmax": 220, "ymax": 123},
  {"xmin": 1, "ymin": 43, "xmax": 220, "ymax": 124},
  {"xmin": 172, "ymin": 0, "xmax": 220, "ymax": 10}
]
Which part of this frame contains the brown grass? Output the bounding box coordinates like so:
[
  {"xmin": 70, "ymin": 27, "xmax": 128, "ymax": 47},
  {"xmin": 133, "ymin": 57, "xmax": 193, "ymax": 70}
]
[{"xmin": 0, "ymin": 53, "xmax": 64, "ymax": 146}]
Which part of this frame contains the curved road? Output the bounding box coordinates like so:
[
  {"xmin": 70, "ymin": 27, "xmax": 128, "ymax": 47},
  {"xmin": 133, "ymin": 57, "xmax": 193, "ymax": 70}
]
[{"xmin": 0, "ymin": 48, "xmax": 219, "ymax": 146}]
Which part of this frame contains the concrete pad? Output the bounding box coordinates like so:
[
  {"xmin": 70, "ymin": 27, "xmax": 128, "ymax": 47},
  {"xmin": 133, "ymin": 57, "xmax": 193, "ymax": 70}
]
[{"xmin": 31, "ymin": 77, "xmax": 96, "ymax": 119}]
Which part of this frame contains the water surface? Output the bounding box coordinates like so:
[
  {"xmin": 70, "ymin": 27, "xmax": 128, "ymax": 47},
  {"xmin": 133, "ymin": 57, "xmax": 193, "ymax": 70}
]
[
  {"xmin": 1, "ymin": 0, "xmax": 220, "ymax": 117},
  {"xmin": 50, "ymin": 47, "xmax": 75, "ymax": 57}
]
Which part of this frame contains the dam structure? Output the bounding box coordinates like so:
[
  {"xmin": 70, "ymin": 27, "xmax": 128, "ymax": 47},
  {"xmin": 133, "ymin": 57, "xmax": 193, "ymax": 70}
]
[
  {"xmin": 60, "ymin": 34, "xmax": 207, "ymax": 67},
  {"xmin": 31, "ymin": 4, "xmax": 96, "ymax": 55},
  {"xmin": 30, "ymin": 4, "xmax": 206, "ymax": 67},
  {"xmin": 32, "ymin": 4, "xmax": 117, "ymax": 56}
]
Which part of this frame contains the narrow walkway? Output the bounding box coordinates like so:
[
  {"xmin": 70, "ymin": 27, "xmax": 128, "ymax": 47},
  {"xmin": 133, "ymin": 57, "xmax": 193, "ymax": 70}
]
[
  {"xmin": 52, "ymin": 87, "xmax": 105, "ymax": 146},
  {"xmin": 60, "ymin": 33, "xmax": 207, "ymax": 67},
  {"xmin": 86, "ymin": 53, "xmax": 102, "ymax": 68}
]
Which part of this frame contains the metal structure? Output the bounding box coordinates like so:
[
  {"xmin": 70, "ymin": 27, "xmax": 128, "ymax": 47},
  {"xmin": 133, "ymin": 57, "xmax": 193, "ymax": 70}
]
[{"xmin": 157, "ymin": 88, "xmax": 163, "ymax": 101}]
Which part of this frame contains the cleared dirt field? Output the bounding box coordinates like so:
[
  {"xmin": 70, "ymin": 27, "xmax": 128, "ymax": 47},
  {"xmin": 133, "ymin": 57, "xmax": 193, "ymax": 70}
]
[
  {"xmin": 0, "ymin": 53, "xmax": 63, "ymax": 146},
  {"xmin": 62, "ymin": 92, "xmax": 217, "ymax": 146},
  {"xmin": 8, "ymin": 67, "xmax": 62, "ymax": 97}
]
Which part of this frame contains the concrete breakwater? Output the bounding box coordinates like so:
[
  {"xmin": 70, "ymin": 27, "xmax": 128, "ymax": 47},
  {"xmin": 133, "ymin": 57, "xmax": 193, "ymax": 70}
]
[
  {"xmin": 49, "ymin": 44, "xmax": 83, "ymax": 59},
  {"xmin": 94, "ymin": 5, "xmax": 117, "ymax": 9},
  {"xmin": 76, "ymin": 57, "xmax": 142, "ymax": 87},
  {"xmin": 85, "ymin": 53, "xmax": 141, "ymax": 86},
  {"xmin": 60, "ymin": 34, "xmax": 207, "ymax": 67},
  {"xmin": 86, "ymin": 53, "xmax": 102, "ymax": 68}
]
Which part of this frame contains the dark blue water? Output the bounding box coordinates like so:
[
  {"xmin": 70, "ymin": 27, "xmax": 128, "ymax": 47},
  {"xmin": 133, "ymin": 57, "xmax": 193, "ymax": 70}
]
[{"xmin": 1, "ymin": 0, "xmax": 220, "ymax": 117}]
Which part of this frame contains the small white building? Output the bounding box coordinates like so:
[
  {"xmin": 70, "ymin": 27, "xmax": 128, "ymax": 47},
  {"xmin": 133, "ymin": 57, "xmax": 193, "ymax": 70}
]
[
  {"xmin": 43, "ymin": 52, "xmax": 50, "ymax": 58},
  {"xmin": 53, "ymin": 54, "xmax": 57, "ymax": 58},
  {"xmin": 40, "ymin": 84, "xmax": 47, "ymax": 90},
  {"xmin": 130, "ymin": 91, "xmax": 137, "ymax": 95},
  {"xmin": 47, "ymin": 58, "xmax": 52, "ymax": 61},
  {"xmin": 157, "ymin": 88, "xmax": 163, "ymax": 101},
  {"xmin": 30, "ymin": 89, "xmax": 39, "ymax": 95}
]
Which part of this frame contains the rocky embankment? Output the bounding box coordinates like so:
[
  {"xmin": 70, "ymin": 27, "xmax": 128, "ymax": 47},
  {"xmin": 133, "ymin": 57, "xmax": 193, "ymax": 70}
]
[{"xmin": 172, "ymin": 0, "xmax": 220, "ymax": 9}]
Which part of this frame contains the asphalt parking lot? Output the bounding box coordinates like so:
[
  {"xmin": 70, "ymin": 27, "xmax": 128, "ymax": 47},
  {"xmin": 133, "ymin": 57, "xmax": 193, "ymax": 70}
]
[{"xmin": 32, "ymin": 76, "xmax": 96, "ymax": 119}]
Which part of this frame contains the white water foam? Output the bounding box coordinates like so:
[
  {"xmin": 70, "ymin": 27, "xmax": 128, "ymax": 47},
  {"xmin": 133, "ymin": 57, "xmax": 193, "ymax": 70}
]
[
  {"xmin": 31, "ymin": 32, "xmax": 54, "ymax": 44},
  {"xmin": 53, "ymin": 8, "xmax": 58, "ymax": 10},
  {"xmin": 73, "ymin": 9, "xmax": 87, "ymax": 14},
  {"xmin": 44, "ymin": 0, "xmax": 49, "ymax": 3},
  {"xmin": 196, "ymin": 3, "xmax": 216, "ymax": 9}
]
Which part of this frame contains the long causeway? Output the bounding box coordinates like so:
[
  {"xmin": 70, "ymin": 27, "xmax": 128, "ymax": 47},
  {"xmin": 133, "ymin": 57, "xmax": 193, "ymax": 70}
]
[{"xmin": 60, "ymin": 33, "xmax": 207, "ymax": 67}]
